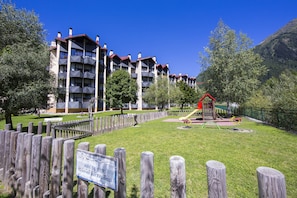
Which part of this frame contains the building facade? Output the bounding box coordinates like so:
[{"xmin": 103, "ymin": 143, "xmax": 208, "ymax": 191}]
[{"xmin": 48, "ymin": 28, "xmax": 195, "ymax": 113}]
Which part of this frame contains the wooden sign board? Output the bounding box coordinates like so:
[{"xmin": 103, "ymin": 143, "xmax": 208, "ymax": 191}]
[{"xmin": 76, "ymin": 149, "xmax": 118, "ymax": 191}]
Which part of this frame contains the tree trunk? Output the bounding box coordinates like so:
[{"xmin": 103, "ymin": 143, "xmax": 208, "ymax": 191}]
[
  {"xmin": 227, "ymin": 101, "xmax": 231, "ymax": 117},
  {"xmin": 120, "ymin": 107, "xmax": 123, "ymax": 114},
  {"xmin": 5, "ymin": 110, "xmax": 13, "ymax": 129}
]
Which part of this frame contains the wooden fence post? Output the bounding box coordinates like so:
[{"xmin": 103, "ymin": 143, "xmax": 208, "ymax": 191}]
[
  {"xmin": 62, "ymin": 139, "xmax": 75, "ymax": 197},
  {"xmin": 94, "ymin": 144, "xmax": 106, "ymax": 198},
  {"xmin": 21, "ymin": 133, "xmax": 33, "ymax": 197},
  {"xmin": 0, "ymin": 130, "xmax": 5, "ymax": 181},
  {"xmin": 3, "ymin": 131, "xmax": 11, "ymax": 185},
  {"xmin": 46, "ymin": 121, "xmax": 51, "ymax": 136},
  {"xmin": 5, "ymin": 131, "xmax": 19, "ymax": 189},
  {"xmin": 170, "ymin": 156, "xmax": 186, "ymax": 198},
  {"xmin": 16, "ymin": 123, "xmax": 22, "ymax": 132},
  {"xmin": 28, "ymin": 122, "xmax": 33, "ymax": 133},
  {"xmin": 37, "ymin": 121, "xmax": 43, "ymax": 134},
  {"xmin": 51, "ymin": 138, "xmax": 64, "ymax": 197},
  {"xmin": 141, "ymin": 151, "xmax": 154, "ymax": 198},
  {"xmin": 206, "ymin": 160, "xmax": 227, "ymax": 198},
  {"xmin": 39, "ymin": 136, "xmax": 52, "ymax": 197},
  {"xmin": 14, "ymin": 132, "xmax": 26, "ymax": 197},
  {"xmin": 114, "ymin": 148, "xmax": 126, "ymax": 198},
  {"xmin": 27, "ymin": 134, "xmax": 42, "ymax": 197},
  {"xmin": 257, "ymin": 166, "xmax": 286, "ymax": 198},
  {"xmin": 77, "ymin": 142, "xmax": 90, "ymax": 198}
]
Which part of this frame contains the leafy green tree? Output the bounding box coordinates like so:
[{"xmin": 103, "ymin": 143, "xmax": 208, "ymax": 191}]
[
  {"xmin": 143, "ymin": 77, "xmax": 175, "ymax": 110},
  {"xmin": 199, "ymin": 19, "xmax": 267, "ymax": 113},
  {"xmin": 106, "ymin": 69, "xmax": 138, "ymax": 114},
  {"xmin": 0, "ymin": 2, "xmax": 55, "ymax": 127},
  {"xmin": 176, "ymin": 81, "xmax": 198, "ymax": 110}
]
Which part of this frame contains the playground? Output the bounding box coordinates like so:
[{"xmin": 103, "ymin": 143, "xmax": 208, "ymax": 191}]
[{"xmin": 165, "ymin": 93, "xmax": 242, "ymax": 128}]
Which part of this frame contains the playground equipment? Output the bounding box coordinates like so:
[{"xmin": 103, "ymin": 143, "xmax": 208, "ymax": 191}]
[{"xmin": 179, "ymin": 93, "xmax": 217, "ymax": 122}]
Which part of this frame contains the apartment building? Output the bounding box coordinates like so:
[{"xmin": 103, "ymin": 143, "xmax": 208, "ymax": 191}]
[
  {"xmin": 169, "ymin": 74, "xmax": 197, "ymax": 88},
  {"xmin": 48, "ymin": 28, "xmax": 171, "ymax": 113}
]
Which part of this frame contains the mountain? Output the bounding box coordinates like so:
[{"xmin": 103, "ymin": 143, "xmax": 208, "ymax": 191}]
[{"xmin": 254, "ymin": 18, "xmax": 297, "ymax": 81}]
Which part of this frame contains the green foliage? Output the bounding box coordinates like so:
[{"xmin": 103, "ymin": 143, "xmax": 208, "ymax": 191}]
[
  {"xmin": 199, "ymin": 19, "xmax": 267, "ymax": 107},
  {"xmin": 106, "ymin": 70, "xmax": 138, "ymax": 113},
  {"xmin": 175, "ymin": 81, "xmax": 198, "ymax": 109},
  {"xmin": 143, "ymin": 77, "xmax": 174, "ymax": 110},
  {"xmin": 0, "ymin": 2, "xmax": 55, "ymax": 126}
]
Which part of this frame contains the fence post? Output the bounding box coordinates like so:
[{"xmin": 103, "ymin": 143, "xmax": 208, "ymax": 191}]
[
  {"xmin": 62, "ymin": 139, "xmax": 75, "ymax": 198},
  {"xmin": 257, "ymin": 166, "xmax": 286, "ymax": 198},
  {"xmin": 16, "ymin": 123, "xmax": 23, "ymax": 132},
  {"xmin": 5, "ymin": 131, "xmax": 19, "ymax": 189},
  {"xmin": 37, "ymin": 121, "xmax": 43, "ymax": 134},
  {"xmin": 39, "ymin": 136, "xmax": 52, "ymax": 197},
  {"xmin": 94, "ymin": 144, "xmax": 106, "ymax": 198},
  {"xmin": 21, "ymin": 133, "xmax": 33, "ymax": 197},
  {"xmin": 141, "ymin": 151, "xmax": 154, "ymax": 198},
  {"xmin": 206, "ymin": 160, "xmax": 227, "ymax": 198},
  {"xmin": 3, "ymin": 131, "xmax": 11, "ymax": 185},
  {"xmin": 0, "ymin": 130, "xmax": 5, "ymax": 181},
  {"xmin": 51, "ymin": 138, "xmax": 64, "ymax": 197},
  {"xmin": 26, "ymin": 134, "xmax": 42, "ymax": 197},
  {"xmin": 170, "ymin": 156, "xmax": 186, "ymax": 198},
  {"xmin": 28, "ymin": 122, "xmax": 33, "ymax": 133},
  {"xmin": 114, "ymin": 148, "xmax": 126, "ymax": 198},
  {"xmin": 77, "ymin": 142, "xmax": 90, "ymax": 198},
  {"xmin": 46, "ymin": 122, "xmax": 51, "ymax": 136}
]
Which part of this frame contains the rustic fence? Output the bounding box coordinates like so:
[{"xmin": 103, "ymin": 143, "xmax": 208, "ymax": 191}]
[{"xmin": 0, "ymin": 129, "xmax": 287, "ymax": 197}]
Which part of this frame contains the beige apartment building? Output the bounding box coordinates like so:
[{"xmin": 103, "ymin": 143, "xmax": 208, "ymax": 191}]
[{"xmin": 48, "ymin": 28, "xmax": 195, "ymax": 113}]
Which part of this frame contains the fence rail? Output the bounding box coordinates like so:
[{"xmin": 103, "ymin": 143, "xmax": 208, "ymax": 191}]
[{"xmin": 0, "ymin": 131, "xmax": 287, "ymax": 197}]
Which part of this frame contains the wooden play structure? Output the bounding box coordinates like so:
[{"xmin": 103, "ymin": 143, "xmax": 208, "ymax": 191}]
[
  {"xmin": 179, "ymin": 93, "xmax": 217, "ymax": 122},
  {"xmin": 197, "ymin": 93, "xmax": 216, "ymax": 120}
]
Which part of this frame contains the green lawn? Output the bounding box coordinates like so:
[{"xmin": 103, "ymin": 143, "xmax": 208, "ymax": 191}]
[{"xmin": 1, "ymin": 114, "xmax": 296, "ymax": 197}]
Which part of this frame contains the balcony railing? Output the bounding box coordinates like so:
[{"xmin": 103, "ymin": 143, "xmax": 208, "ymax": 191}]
[
  {"xmin": 59, "ymin": 59, "xmax": 67, "ymax": 65},
  {"xmin": 58, "ymin": 72, "xmax": 67, "ymax": 79},
  {"xmin": 71, "ymin": 56, "xmax": 83, "ymax": 63},
  {"xmin": 142, "ymin": 82, "xmax": 152, "ymax": 88},
  {"xmin": 70, "ymin": 71, "xmax": 83, "ymax": 78},
  {"xmin": 56, "ymin": 102, "xmax": 65, "ymax": 109},
  {"xmin": 69, "ymin": 86, "xmax": 82, "ymax": 93},
  {"xmin": 142, "ymin": 72, "xmax": 154, "ymax": 77},
  {"xmin": 83, "ymin": 72, "xmax": 95, "ymax": 79},
  {"xmin": 83, "ymin": 56, "xmax": 96, "ymax": 65},
  {"xmin": 131, "ymin": 73, "xmax": 137, "ymax": 78},
  {"xmin": 68, "ymin": 101, "xmax": 81, "ymax": 108},
  {"xmin": 83, "ymin": 87, "xmax": 95, "ymax": 94}
]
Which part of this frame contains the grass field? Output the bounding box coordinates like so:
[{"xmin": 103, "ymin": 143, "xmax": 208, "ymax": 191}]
[{"xmin": 1, "ymin": 113, "xmax": 297, "ymax": 197}]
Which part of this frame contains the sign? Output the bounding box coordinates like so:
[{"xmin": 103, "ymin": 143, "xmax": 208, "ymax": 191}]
[{"xmin": 76, "ymin": 149, "xmax": 118, "ymax": 191}]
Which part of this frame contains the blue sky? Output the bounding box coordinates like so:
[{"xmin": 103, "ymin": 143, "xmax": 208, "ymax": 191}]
[{"xmin": 12, "ymin": 0, "xmax": 297, "ymax": 77}]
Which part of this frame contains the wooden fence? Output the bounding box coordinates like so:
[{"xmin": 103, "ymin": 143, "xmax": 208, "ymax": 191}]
[{"xmin": 0, "ymin": 129, "xmax": 287, "ymax": 197}]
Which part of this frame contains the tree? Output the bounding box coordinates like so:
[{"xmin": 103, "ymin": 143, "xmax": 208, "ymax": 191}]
[
  {"xmin": 105, "ymin": 69, "xmax": 138, "ymax": 114},
  {"xmin": 0, "ymin": 2, "xmax": 55, "ymax": 127},
  {"xmin": 176, "ymin": 81, "xmax": 198, "ymax": 110},
  {"xmin": 199, "ymin": 19, "xmax": 267, "ymax": 113},
  {"xmin": 143, "ymin": 77, "xmax": 175, "ymax": 110}
]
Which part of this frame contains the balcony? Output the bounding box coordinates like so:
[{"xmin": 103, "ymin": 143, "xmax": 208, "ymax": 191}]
[
  {"xmin": 83, "ymin": 56, "xmax": 96, "ymax": 65},
  {"xmin": 83, "ymin": 71, "xmax": 95, "ymax": 79},
  {"xmin": 83, "ymin": 87, "xmax": 95, "ymax": 94},
  {"xmin": 56, "ymin": 102, "xmax": 65, "ymax": 109},
  {"xmin": 58, "ymin": 87, "xmax": 66, "ymax": 94},
  {"xmin": 68, "ymin": 101, "xmax": 81, "ymax": 108},
  {"xmin": 131, "ymin": 73, "xmax": 137, "ymax": 79},
  {"xmin": 142, "ymin": 72, "xmax": 154, "ymax": 77},
  {"xmin": 71, "ymin": 56, "xmax": 83, "ymax": 63},
  {"xmin": 70, "ymin": 70, "xmax": 83, "ymax": 78},
  {"xmin": 58, "ymin": 72, "xmax": 67, "ymax": 79},
  {"xmin": 142, "ymin": 82, "xmax": 152, "ymax": 88},
  {"xmin": 59, "ymin": 59, "xmax": 67, "ymax": 65},
  {"xmin": 69, "ymin": 86, "xmax": 82, "ymax": 93}
]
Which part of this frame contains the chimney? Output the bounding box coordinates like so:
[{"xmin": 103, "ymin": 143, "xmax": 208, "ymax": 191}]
[
  {"xmin": 69, "ymin": 27, "xmax": 73, "ymax": 36},
  {"xmin": 96, "ymin": 35, "xmax": 99, "ymax": 44},
  {"xmin": 109, "ymin": 50, "xmax": 114, "ymax": 56},
  {"xmin": 128, "ymin": 54, "xmax": 131, "ymax": 60},
  {"xmin": 57, "ymin": 32, "xmax": 61, "ymax": 38},
  {"xmin": 138, "ymin": 52, "xmax": 141, "ymax": 59},
  {"xmin": 103, "ymin": 43, "xmax": 107, "ymax": 49}
]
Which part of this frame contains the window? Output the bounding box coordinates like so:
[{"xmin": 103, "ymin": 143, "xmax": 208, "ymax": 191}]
[{"xmin": 71, "ymin": 49, "xmax": 83, "ymax": 56}]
